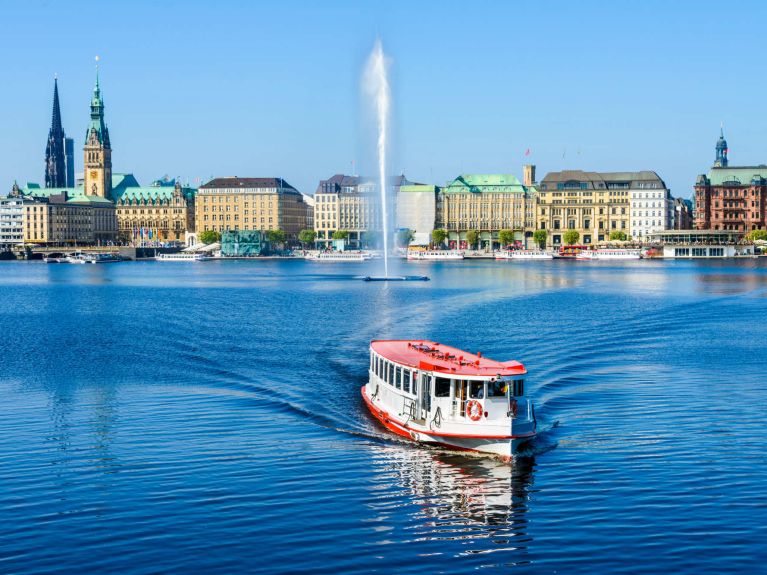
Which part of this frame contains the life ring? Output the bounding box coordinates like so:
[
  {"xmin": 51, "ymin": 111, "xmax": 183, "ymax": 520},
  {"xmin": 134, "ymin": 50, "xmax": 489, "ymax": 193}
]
[
  {"xmin": 510, "ymin": 398, "xmax": 518, "ymax": 418},
  {"xmin": 466, "ymin": 400, "xmax": 483, "ymax": 421}
]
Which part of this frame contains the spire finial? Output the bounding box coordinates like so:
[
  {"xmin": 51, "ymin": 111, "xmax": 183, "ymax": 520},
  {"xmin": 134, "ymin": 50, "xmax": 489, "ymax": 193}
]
[
  {"xmin": 94, "ymin": 55, "xmax": 100, "ymax": 90},
  {"xmin": 720, "ymin": 121, "xmax": 724, "ymax": 138}
]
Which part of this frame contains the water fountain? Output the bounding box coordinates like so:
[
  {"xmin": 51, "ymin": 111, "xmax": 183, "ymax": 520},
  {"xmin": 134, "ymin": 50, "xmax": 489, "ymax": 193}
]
[{"xmin": 362, "ymin": 39, "xmax": 428, "ymax": 283}]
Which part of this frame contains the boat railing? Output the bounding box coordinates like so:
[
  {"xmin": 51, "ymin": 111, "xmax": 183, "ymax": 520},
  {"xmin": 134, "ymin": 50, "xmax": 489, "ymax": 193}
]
[
  {"xmin": 402, "ymin": 397, "xmax": 417, "ymax": 424},
  {"xmin": 429, "ymin": 406, "xmax": 443, "ymax": 430}
]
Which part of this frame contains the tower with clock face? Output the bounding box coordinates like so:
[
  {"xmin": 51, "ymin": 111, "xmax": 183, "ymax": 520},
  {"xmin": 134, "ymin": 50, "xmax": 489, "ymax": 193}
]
[{"xmin": 83, "ymin": 64, "xmax": 112, "ymax": 199}]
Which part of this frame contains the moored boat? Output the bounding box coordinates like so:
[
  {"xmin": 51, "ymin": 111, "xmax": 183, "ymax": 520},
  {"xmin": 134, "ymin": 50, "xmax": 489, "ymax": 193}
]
[
  {"xmin": 43, "ymin": 252, "xmax": 68, "ymax": 263},
  {"xmin": 407, "ymin": 250, "xmax": 464, "ymax": 261},
  {"xmin": 362, "ymin": 340, "xmax": 536, "ymax": 457},
  {"xmin": 305, "ymin": 251, "xmax": 372, "ymax": 262},
  {"xmin": 155, "ymin": 252, "xmax": 212, "ymax": 261},
  {"xmin": 576, "ymin": 248, "xmax": 642, "ymax": 261},
  {"xmin": 67, "ymin": 252, "xmax": 122, "ymax": 264},
  {"xmin": 495, "ymin": 250, "xmax": 554, "ymax": 260}
]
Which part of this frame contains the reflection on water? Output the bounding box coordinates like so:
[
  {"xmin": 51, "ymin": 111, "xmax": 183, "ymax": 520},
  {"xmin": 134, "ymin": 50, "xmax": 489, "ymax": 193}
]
[{"xmin": 369, "ymin": 445, "xmax": 535, "ymax": 558}]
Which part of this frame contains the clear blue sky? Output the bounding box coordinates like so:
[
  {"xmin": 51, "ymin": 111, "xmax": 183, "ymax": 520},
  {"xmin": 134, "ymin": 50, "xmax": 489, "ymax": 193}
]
[{"xmin": 2, "ymin": 0, "xmax": 765, "ymax": 198}]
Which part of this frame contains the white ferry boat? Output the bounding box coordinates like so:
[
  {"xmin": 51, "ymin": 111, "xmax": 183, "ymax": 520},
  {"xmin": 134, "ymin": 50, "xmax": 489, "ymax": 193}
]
[
  {"xmin": 155, "ymin": 253, "xmax": 212, "ymax": 262},
  {"xmin": 495, "ymin": 250, "xmax": 554, "ymax": 260},
  {"xmin": 305, "ymin": 251, "xmax": 372, "ymax": 262},
  {"xmin": 576, "ymin": 249, "xmax": 642, "ymax": 261},
  {"xmin": 43, "ymin": 252, "xmax": 69, "ymax": 263},
  {"xmin": 68, "ymin": 252, "xmax": 122, "ymax": 264},
  {"xmin": 362, "ymin": 340, "xmax": 537, "ymax": 457},
  {"xmin": 407, "ymin": 250, "xmax": 464, "ymax": 261}
]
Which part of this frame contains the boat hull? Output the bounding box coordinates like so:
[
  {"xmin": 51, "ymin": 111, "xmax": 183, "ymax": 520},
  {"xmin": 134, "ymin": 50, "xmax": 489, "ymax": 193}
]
[{"xmin": 361, "ymin": 386, "xmax": 533, "ymax": 457}]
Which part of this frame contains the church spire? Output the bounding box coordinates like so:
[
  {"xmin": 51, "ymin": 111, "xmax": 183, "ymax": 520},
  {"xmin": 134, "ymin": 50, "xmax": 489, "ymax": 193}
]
[{"xmin": 45, "ymin": 76, "xmax": 67, "ymax": 188}]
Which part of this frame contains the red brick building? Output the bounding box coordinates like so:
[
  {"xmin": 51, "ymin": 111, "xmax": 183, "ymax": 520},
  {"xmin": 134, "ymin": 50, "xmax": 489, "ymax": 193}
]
[{"xmin": 694, "ymin": 130, "xmax": 767, "ymax": 232}]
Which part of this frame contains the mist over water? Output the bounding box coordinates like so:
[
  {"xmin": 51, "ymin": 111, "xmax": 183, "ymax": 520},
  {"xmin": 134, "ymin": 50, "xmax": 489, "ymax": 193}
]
[{"xmin": 363, "ymin": 39, "xmax": 391, "ymax": 276}]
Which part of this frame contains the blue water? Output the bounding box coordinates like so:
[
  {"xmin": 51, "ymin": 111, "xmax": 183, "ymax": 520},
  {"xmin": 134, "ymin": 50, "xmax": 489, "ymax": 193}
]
[{"xmin": 1, "ymin": 258, "xmax": 766, "ymax": 574}]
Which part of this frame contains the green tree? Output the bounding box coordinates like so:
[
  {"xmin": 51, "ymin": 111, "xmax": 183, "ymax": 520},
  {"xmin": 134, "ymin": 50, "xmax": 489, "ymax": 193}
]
[
  {"xmin": 465, "ymin": 230, "xmax": 480, "ymax": 249},
  {"xmin": 609, "ymin": 230, "xmax": 628, "ymax": 241},
  {"xmin": 431, "ymin": 229, "xmax": 448, "ymax": 247},
  {"xmin": 266, "ymin": 229, "xmax": 286, "ymax": 247},
  {"xmin": 498, "ymin": 229, "xmax": 515, "ymax": 247},
  {"xmin": 533, "ymin": 229, "xmax": 547, "ymax": 249},
  {"xmin": 563, "ymin": 230, "xmax": 580, "ymax": 245},
  {"xmin": 298, "ymin": 229, "xmax": 316, "ymax": 247},
  {"xmin": 332, "ymin": 230, "xmax": 349, "ymax": 241},
  {"xmin": 199, "ymin": 230, "xmax": 220, "ymax": 245},
  {"xmin": 396, "ymin": 228, "xmax": 415, "ymax": 247},
  {"xmin": 746, "ymin": 229, "xmax": 767, "ymax": 241}
]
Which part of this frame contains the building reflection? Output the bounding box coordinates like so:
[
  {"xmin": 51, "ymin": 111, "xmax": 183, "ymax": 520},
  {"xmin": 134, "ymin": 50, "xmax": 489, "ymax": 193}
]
[{"xmin": 368, "ymin": 444, "xmax": 535, "ymax": 555}]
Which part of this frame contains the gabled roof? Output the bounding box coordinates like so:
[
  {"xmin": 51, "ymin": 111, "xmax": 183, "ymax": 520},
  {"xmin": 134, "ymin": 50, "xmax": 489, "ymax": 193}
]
[{"xmin": 539, "ymin": 170, "xmax": 666, "ymax": 188}]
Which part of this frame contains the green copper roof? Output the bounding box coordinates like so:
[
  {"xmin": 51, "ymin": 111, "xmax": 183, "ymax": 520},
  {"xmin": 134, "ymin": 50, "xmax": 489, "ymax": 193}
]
[
  {"xmin": 443, "ymin": 174, "xmax": 527, "ymax": 194},
  {"xmin": 705, "ymin": 166, "xmax": 767, "ymax": 186},
  {"xmin": 113, "ymin": 186, "xmax": 195, "ymax": 203},
  {"xmin": 400, "ymin": 184, "xmax": 439, "ymax": 193}
]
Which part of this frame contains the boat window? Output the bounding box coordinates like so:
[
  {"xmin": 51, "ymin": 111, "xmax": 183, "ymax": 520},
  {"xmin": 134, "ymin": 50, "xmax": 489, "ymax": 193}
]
[
  {"xmin": 411, "ymin": 371, "xmax": 418, "ymax": 395},
  {"xmin": 403, "ymin": 370, "xmax": 411, "ymax": 394},
  {"xmin": 488, "ymin": 380, "xmax": 507, "ymax": 397},
  {"xmin": 378, "ymin": 358, "xmax": 384, "ymax": 380},
  {"xmin": 434, "ymin": 377, "xmax": 451, "ymax": 397},
  {"xmin": 395, "ymin": 366, "xmax": 402, "ymax": 390},
  {"xmin": 513, "ymin": 379, "xmax": 524, "ymax": 397},
  {"xmin": 388, "ymin": 362, "xmax": 395, "ymax": 387},
  {"xmin": 370, "ymin": 353, "xmax": 375, "ymax": 371},
  {"xmin": 469, "ymin": 381, "xmax": 485, "ymax": 399}
]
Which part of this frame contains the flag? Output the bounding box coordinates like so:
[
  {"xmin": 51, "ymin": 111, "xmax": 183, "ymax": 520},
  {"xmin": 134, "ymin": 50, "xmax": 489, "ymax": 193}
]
[{"xmin": 524, "ymin": 148, "xmax": 530, "ymax": 156}]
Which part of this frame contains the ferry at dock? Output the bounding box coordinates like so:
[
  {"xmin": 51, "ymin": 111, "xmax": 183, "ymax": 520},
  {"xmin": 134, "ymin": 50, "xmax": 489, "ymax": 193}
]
[
  {"xmin": 156, "ymin": 252, "xmax": 213, "ymax": 262},
  {"xmin": 406, "ymin": 250, "xmax": 464, "ymax": 261},
  {"xmin": 67, "ymin": 252, "xmax": 122, "ymax": 264},
  {"xmin": 495, "ymin": 250, "xmax": 554, "ymax": 260},
  {"xmin": 576, "ymin": 248, "xmax": 642, "ymax": 261},
  {"xmin": 305, "ymin": 251, "xmax": 372, "ymax": 262},
  {"xmin": 362, "ymin": 340, "xmax": 536, "ymax": 457}
]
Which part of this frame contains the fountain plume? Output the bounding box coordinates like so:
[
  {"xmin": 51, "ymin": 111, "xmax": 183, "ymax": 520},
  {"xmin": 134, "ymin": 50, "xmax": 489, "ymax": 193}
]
[{"xmin": 364, "ymin": 39, "xmax": 391, "ymax": 277}]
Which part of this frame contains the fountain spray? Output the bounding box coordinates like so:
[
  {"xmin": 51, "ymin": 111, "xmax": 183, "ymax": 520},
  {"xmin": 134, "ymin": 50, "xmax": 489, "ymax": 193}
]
[{"xmin": 364, "ymin": 39, "xmax": 391, "ymax": 277}]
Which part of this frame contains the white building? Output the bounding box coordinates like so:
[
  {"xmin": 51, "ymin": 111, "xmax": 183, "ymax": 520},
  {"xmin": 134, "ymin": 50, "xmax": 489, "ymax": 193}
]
[
  {"xmin": 0, "ymin": 195, "xmax": 28, "ymax": 246},
  {"xmin": 396, "ymin": 184, "xmax": 437, "ymax": 245},
  {"xmin": 629, "ymin": 172, "xmax": 672, "ymax": 241}
]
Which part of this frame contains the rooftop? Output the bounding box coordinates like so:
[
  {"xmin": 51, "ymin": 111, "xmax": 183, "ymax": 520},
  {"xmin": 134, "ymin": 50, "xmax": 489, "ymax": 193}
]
[
  {"xmin": 201, "ymin": 177, "xmax": 297, "ymax": 191},
  {"xmin": 540, "ymin": 170, "xmax": 667, "ymax": 188},
  {"xmin": 444, "ymin": 174, "xmax": 528, "ymax": 194},
  {"xmin": 371, "ymin": 340, "xmax": 526, "ymax": 377}
]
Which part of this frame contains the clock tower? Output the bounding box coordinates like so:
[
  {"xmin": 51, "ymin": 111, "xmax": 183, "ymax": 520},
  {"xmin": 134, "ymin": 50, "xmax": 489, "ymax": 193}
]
[{"xmin": 83, "ymin": 61, "xmax": 112, "ymax": 198}]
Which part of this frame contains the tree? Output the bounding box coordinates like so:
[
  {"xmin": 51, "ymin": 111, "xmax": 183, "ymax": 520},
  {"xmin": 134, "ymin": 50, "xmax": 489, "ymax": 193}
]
[
  {"xmin": 609, "ymin": 230, "xmax": 627, "ymax": 241},
  {"xmin": 498, "ymin": 229, "xmax": 515, "ymax": 247},
  {"xmin": 746, "ymin": 229, "xmax": 767, "ymax": 241},
  {"xmin": 396, "ymin": 228, "xmax": 415, "ymax": 248},
  {"xmin": 332, "ymin": 230, "xmax": 349, "ymax": 241},
  {"xmin": 199, "ymin": 230, "xmax": 220, "ymax": 245},
  {"xmin": 563, "ymin": 230, "xmax": 580, "ymax": 245},
  {"xmin": 431, "ymin": 229, "xmax": 448, "ymax": 247},
  {"xmin": 298, "ymin": 229, "xmax": 316, "ymax": 247},
  {"xmin": 266, "ymin": 229, "xmax": 286, "ymax": 246},
  {"xmin": 466, "ymin": 230, "xmax": 480, "ymax": 249},
  {"xmin": 533, "ymin": 229, "xmax": 547, "ymax": 249}
]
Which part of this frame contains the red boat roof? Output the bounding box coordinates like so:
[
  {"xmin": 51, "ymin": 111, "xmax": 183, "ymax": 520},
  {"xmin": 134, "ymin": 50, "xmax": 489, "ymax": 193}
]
[{"xmin": 371, "ymin": 340, "xmax": 526, "ymax": 377}]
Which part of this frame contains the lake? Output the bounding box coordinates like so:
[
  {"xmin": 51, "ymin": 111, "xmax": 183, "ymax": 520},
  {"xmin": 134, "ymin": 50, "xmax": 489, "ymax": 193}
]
[{"xmin": 1, "ymin": 258, "xmax": 766, "ymax": 574}]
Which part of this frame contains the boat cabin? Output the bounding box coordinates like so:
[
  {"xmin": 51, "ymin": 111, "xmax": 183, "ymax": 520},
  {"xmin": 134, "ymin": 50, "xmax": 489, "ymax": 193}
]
[{"xmin": 368, "ymin": 340, "xmax": 529, "ymax": 425}]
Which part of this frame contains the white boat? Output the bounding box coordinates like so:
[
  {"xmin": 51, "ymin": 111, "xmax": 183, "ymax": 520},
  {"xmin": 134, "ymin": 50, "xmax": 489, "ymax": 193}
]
[
  {"xmin": 305, "ymin": 251, "xmax": 372, "ymax": 262},
  {"xmin": 67, "ymin": 252, "xmax": 122, "ymax": 264},
  {"xmin": 43, "ymin": 252, "xmax": 68, "ymax": 263},
  {"xmin": 407, "ymin": 250, "xmax": 464, "ymax": 261},
  {"xmin": 362, "ymin": 340, "xmax": 537, "ymax": 458},
  {"xmin": 155, "ymin": 252, "xmax": 212, "ymax": 261},
  {"xmin": 495, "ymin": 250, "xmax": 554, "ymax": 260},
  {"xmin": 576, "ymin": 249, "xmax": 642, "ymax": 261}
]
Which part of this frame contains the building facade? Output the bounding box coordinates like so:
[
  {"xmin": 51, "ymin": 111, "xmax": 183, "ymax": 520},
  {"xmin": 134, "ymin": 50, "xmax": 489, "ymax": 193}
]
[
  {"xmin": 0, "ymin": 195, "xmax": 29, "ymax": 246},
  {"xmin": 396, "ymin": 184, "xmax": 438, "ymax": 245},
  {"xmin": 438, "ymin": 174, "xmax": 532, "ymax": 249},
  {"xmin": 694, "ymin": 130, "xmax": 767, "ymax": 232},
  {"xmin": 673, "ymin": 198, "xmax": 693, "ymax": 230},
  {"xmin": 196, "ymin": 177, "xmax": 307, "ymax": 239},
  {"xmin": 536, "ymin": 170, "xmax": 638, "ymax": 246},
  {"xmin": 628, "ymin": 174, "xmax": 672, "ymax": 240},
  {"xmin": 113, "ymin": 175, "xmax": 196, "ymax": 243},
  {"xmin": 22, "ymin": 193, "xmax": 117, "ymax": 245},
  {"xmin": 313, "ymin": 174, "xmax": 378, "ymax": 248}
]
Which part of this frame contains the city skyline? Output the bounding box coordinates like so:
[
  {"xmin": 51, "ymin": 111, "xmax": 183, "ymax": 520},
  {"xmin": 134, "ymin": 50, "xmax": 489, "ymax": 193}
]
[{"xmin": 3, "ymin": 0, "xmax": 767, "ymax": 197}]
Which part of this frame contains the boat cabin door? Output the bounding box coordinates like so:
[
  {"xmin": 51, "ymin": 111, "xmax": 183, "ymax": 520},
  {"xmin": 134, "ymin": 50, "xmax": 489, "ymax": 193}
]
[{"xmin": 419, "ymin": 373, "xmax": 431, "ymax": 419}]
